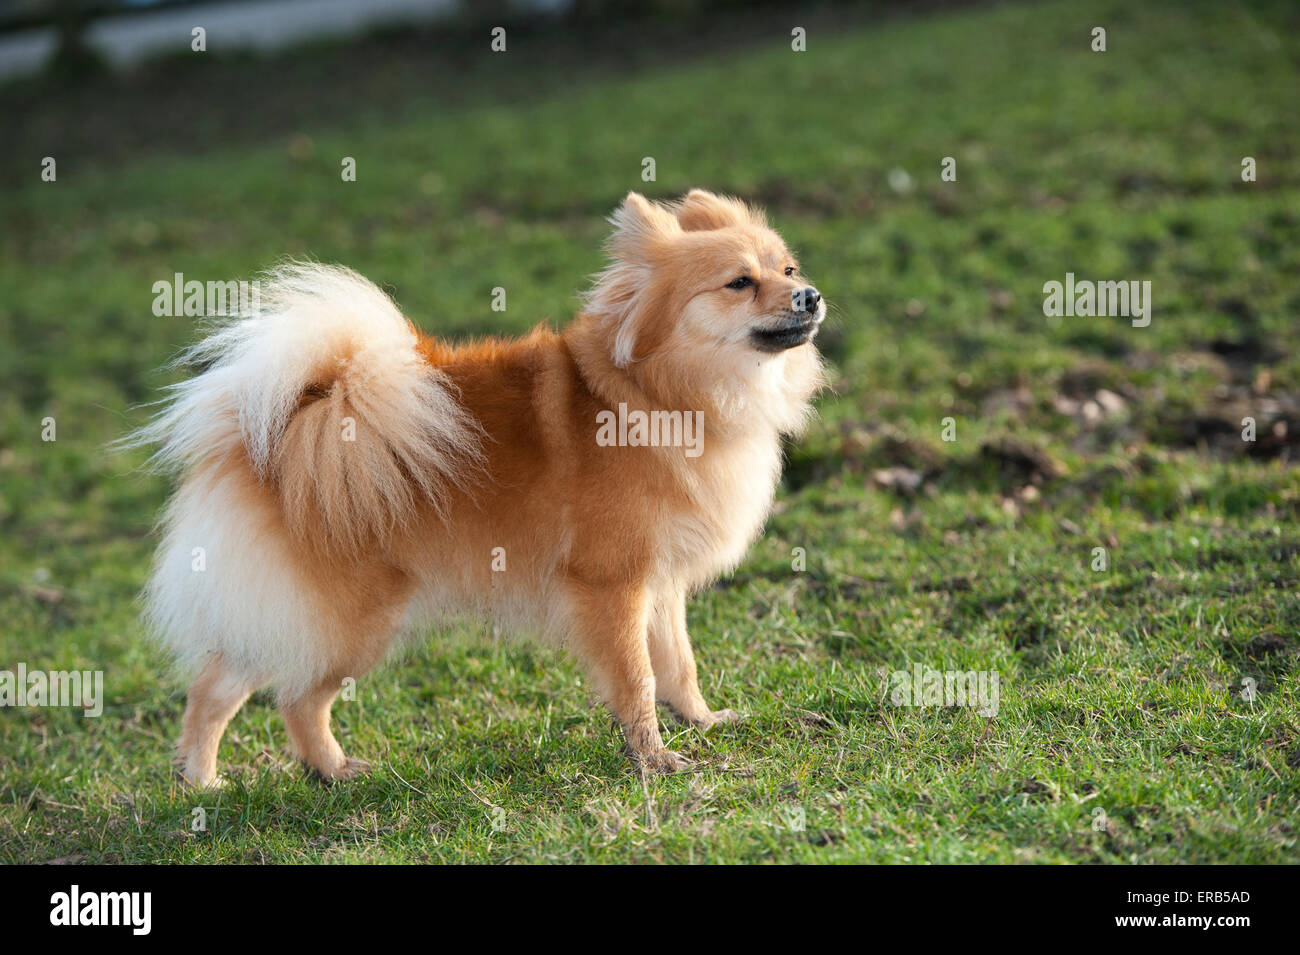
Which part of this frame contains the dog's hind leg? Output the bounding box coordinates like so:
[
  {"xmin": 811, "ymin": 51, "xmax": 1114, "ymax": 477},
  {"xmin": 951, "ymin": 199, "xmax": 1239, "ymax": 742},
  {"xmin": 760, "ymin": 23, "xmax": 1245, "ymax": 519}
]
[
  {"xmin": 278, "ymin": 673, "xmax": 369, "ymax": 782},
  {"xmin": 276, "ymin": 563, "xmax": 414, "ymax": 781},
  {"xmin": 177, "ymin": 656, "xmax": 263, "ymax": 788},
  {"xmin": 277, "ymin": 617, "xmax": 401, "ymax": 782}
]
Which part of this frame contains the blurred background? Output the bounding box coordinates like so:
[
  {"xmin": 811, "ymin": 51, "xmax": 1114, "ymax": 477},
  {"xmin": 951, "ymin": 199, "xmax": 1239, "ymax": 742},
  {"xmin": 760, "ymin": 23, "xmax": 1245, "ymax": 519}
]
[
  {"xmin": 1, "ymin": 0, "xmax": 1298, "ymax": 863},
  {"xmin": 6, "ymin": 0, "xmax": 1297, "ymax": 511}
]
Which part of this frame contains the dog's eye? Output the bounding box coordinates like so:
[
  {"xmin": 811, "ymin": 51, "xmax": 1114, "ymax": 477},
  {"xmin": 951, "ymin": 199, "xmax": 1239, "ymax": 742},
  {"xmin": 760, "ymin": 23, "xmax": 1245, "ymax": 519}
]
[
  {"xmin": 784, "ymin": 266, "xmax": 796, "ymax": 277},
  {"xmin": 726, "ymin": 276, "xmax": 754, "ymax": 290}
]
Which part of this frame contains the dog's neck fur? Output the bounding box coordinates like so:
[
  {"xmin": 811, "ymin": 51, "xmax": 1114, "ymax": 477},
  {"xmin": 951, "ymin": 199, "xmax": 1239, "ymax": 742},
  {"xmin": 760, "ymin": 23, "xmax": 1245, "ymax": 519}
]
[
  {"xmin": 563, "ymin": 310, "xmax": 820, "ymax": 447},
  {"xmin": 564, "ymin": 310, "xmax": 822, "ymax": 588}
]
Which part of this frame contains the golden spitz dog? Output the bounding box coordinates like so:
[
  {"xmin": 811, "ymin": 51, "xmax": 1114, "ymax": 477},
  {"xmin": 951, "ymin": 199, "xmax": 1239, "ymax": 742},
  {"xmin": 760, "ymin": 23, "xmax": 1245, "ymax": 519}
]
[{"xmin": 132, "ymin": 189, "xmax": 825, "ymax": 784}]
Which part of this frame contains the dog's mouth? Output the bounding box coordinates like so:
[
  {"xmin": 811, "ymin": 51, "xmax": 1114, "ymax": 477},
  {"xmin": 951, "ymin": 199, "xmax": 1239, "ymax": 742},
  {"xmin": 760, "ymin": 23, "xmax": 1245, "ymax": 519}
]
[{"xmin": 750, "ymin": 314, "xmax": 819, "ymax": 352}]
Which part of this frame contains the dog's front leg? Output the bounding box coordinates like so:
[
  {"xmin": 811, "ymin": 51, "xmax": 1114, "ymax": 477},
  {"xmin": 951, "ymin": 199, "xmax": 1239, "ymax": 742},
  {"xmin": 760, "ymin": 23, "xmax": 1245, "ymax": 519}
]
[
  {"xmin": 568, "ymin": 582, "xmax": 690, "ymax": 773},
  {"xmin": 648, "ymin": 586, "xmax": 741, "ymax": 728}
]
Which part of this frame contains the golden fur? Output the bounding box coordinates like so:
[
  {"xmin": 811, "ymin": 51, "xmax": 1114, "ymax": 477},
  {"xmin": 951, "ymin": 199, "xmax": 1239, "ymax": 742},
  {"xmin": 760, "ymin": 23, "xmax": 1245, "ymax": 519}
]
[{"xmin": 133, "ymin": 189, "xmax": 825, "ymax": 783}]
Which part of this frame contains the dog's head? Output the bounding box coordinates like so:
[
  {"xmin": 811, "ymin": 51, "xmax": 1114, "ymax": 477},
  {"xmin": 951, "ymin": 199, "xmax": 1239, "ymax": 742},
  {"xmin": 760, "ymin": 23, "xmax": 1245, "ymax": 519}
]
[{"xmin": 581, "ymin": 189, "xmax": 825, "ymax": 432}]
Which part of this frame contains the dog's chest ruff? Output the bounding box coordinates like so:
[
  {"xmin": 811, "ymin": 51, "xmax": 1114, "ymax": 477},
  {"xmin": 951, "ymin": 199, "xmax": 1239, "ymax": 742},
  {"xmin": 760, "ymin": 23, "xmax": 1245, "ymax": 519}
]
[{"xmin": 659, "ymin": 432, "xmax": 784, "ymax": 587}]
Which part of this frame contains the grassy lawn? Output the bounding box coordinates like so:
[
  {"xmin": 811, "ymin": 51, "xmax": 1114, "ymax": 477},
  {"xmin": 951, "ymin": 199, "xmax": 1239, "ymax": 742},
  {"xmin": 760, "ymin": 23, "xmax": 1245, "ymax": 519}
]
[{"xmin": 1, "ymin": 0, "xmax": 1298, "ymax": 863}]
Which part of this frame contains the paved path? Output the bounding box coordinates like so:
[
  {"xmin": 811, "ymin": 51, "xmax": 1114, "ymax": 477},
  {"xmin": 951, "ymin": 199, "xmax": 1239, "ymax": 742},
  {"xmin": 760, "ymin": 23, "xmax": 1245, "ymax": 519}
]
[{"xmin": 0, "ymin": 0, "xmax": 471, "ymax": 79}]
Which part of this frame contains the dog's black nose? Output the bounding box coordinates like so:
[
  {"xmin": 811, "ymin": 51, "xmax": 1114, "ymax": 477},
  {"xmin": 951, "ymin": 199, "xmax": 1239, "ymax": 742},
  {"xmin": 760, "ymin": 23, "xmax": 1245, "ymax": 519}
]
[{"xmin": 792, "ymin": 286, "xmax": 821, "ymax": 313}]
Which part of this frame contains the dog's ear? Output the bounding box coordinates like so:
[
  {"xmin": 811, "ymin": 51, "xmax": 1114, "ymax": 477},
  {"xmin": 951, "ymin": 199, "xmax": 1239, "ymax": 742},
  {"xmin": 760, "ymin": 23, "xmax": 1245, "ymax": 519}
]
[
  {"xmin": 585, "ymin": 194, "xmax": 679, "ymax": 367},
  {"xmin": 674, "ymin": 189, "xmax": 766, "ymax": 231},
  {"xmin": 607, "ymin": 192, "xmax": 680, "ymax": 261}
]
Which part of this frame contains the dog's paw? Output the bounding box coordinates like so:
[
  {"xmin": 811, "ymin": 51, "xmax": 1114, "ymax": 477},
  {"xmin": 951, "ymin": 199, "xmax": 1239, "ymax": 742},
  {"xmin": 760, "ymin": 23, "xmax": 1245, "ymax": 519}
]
[
  {"xmin": 311, "ymin": 757, "xmax": 371, "ymax": 784},
  {"xmin": 702, "ymin": 708, "xmax": 742, "ymax": 727},
  {"xmin": 636, "ymin": 748, "xmax": 693, "ymax": 774},
  {"xmin": 684, "ymin": 708, "xmax": 742, "ymax": 729},
  {"xmin": 177, "ymin": 769, "xmax": 229, "ymax": 790}
]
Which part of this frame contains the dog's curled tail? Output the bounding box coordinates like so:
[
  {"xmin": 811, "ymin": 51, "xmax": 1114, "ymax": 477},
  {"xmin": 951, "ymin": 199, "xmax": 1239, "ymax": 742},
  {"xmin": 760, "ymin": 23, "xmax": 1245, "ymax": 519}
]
[{"xmin": 124, "ymin": 261, "xmax": 482, "ymax": 550}]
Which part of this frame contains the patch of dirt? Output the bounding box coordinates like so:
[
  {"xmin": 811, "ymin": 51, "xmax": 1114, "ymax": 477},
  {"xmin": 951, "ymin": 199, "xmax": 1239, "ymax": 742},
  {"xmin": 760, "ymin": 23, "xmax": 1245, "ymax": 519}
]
[
  {"xmin": 977, "ymin": 435, "xmax": 1066, "ymax": 486},
  {"xmin": 1015, "ymin": 778, "xmax": 1058, "ymax": 801},
  {"xmin": 1147, "ymin": 345, "xmax": 1299, "ymax": 459},
  {"xmin": 1010, "ymin": 613, "xmax": 1060, "ymax": 652},
  {"xmin": 844, "ymin": 423, "xmax": 947, "ymax": 473},
  {"xmin": 1245, "ymin": 632, "xmax": 1296, "ymax": 659}
]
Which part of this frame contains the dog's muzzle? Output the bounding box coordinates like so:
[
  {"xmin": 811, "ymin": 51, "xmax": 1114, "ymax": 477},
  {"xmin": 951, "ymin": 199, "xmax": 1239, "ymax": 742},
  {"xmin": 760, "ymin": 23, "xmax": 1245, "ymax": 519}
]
[{"xmin": 751, "ymin": 287, "xmax": 824, "ymax": 352}]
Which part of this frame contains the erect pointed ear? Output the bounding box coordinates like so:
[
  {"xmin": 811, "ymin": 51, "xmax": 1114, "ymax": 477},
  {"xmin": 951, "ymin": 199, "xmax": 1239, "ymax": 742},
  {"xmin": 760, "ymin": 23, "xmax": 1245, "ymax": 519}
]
[
  {"xmin": 607, "ymin": 192, "xmax": 681, "ymax": 261},
  {"xmin": 673, "ymin": 188, "xmax": 766, "ymax": 231}
]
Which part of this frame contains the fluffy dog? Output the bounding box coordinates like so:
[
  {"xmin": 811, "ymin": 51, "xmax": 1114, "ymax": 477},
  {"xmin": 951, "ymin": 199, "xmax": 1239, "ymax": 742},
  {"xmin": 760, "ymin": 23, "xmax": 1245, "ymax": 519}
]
[{"xmin": 131, "ymin": 189, "xmax": 825, "ymax": 784}]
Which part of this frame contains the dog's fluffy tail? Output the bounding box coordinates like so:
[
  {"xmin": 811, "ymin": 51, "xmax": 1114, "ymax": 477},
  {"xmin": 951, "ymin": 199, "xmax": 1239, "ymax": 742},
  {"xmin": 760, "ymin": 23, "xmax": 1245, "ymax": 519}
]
[{"xmin": 125, "ymin": 262, "xmax": 482, "ymax": 551}]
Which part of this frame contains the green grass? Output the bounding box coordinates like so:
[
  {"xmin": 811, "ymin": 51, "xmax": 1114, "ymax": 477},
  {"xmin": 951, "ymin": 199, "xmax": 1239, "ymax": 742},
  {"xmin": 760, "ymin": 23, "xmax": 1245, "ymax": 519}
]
[{"xmin": 2, "ymin": 0, "xmax": 1298, "ymax": 863}]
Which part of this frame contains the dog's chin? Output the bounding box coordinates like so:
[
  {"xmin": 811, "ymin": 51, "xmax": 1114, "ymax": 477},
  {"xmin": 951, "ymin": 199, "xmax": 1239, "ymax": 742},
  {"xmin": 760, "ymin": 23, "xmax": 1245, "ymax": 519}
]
[{"xmin": 750, "ymin": 315, "xmax": 818, "ymax": 353}]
